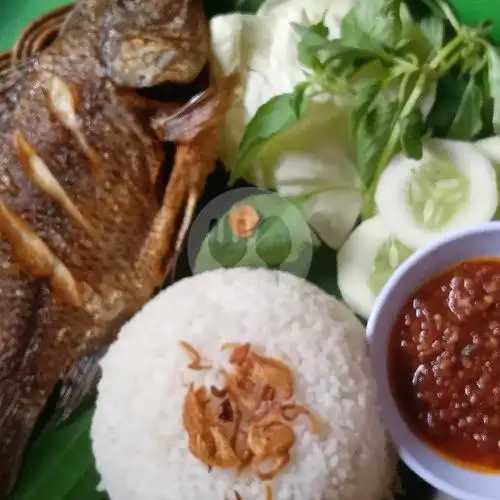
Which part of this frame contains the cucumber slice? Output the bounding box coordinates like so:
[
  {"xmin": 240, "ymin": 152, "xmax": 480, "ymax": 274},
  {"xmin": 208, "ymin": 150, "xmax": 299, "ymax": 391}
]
[
  {"xmin": 475, "ymin": 137, "xmax": 500, "ymax": 219},
  {"xmin": 475, "ymin": 137, "xmax": 500, "ymax": 181},
  {"xmin": 375, "ymin": 139, "xmax": 498, "ymax": 249},
  {"xmin": 337, "ymin": 216, "xmax": 412, "ymax": 319}
]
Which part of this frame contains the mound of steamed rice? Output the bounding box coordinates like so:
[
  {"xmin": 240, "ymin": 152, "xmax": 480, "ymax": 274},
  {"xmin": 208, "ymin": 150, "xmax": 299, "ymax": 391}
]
[{"xmin": 91, "ymin": 268, "xmax": 395, "ymax": 500}]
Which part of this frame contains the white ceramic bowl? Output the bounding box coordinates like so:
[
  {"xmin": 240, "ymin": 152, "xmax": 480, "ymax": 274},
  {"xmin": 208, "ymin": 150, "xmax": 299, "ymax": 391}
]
[{"xmin": 367, "ymin": 222, "xmax": 500, "ymax": 500}]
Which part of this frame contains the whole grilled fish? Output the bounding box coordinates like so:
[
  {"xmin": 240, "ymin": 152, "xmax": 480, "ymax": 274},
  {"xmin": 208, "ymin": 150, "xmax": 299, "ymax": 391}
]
[{"xmin": 0, "ymin": 0, "xmax": 237, "ymax": 495}]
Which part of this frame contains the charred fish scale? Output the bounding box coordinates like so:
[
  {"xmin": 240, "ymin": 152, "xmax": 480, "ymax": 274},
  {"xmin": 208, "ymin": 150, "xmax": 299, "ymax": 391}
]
[{"xmin": 0, "ymin": 0, "xmax": 239, "ymax": 494}]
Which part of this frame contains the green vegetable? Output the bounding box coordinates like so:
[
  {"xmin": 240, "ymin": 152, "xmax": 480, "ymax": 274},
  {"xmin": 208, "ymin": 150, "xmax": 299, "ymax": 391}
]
[
  {"xmin": 447, "ymin": 75, "xmax": 483, "ymax": 139},
  {"xmin": 340, "ymin": 0, "xmax": 403, "ymax": 50},
  {"xmin": 355, "ymin": 102, "xmax": 400, "ymax": 186},
  {"xmin": 229, "ymin": 88, "xmax": 308, "ymax": 185},
  {"xmin": 488, "ymin": 46, "xmax": 500, "ymax": 134},
  {"xmin": 419, "ymin": 15, "xmax": 444, "ymax": 55},
  {"xmin": 400, "ymin": 110, "xmax": 426, "ymax": 159},
  {"xmin": 231, "ymin": 0, "xmax": 500, "ymax": 219}
]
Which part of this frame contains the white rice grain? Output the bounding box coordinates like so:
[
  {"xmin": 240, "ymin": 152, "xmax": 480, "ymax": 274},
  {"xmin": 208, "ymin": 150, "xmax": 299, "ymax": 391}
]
[{"xmin": 91, "ymin": 268, "xmax": 395, "ymax": 500}]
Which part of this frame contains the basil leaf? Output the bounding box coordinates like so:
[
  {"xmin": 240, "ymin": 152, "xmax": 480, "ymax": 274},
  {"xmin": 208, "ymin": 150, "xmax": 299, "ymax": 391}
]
[
  {"xmin": 230, "ymin": 94, "xmax": 301, "ymax": 184},
  {"xmin": 426, "ymin": 74, "xmax": 468, "ymax": 136},
  {"xmin": 400, "ymin": 110, "xmax": 426, "ymax": 159},
  {"xmin": 419, "ymin": 15, "xmax": 444, "ymax": 55},
  {"xmin": 292, "ymin": 21, "xmax": 329, "ymax": 42},
  {"xmin": 294, "ymin": 22, "xmax": 334, "ymax": 70},
  {"xmin": 477, "ymin": 65, "xmax": 494, "ymax": 138},
  {"xmin": 290, "ymin": 82, "xmax": 309, "ymax": 118},
  {"xmin": 447, "ymin": 76, "xmax": 483, "ymax": 140},
  {"xmin": 295, "ymin": 23, "xmax": 372, "ymax": 68},
  {"xmin": 341, "ymin": 0, "xmax": 403, "ymax": 50},
  {"xmin": 488, "ymin": 46, "xmax": 500, "ymax": 135},
  {"xmin": 350, "ymin": 83, "xmax": 382, "ymax": 138},
  {"xmin": 355, "ymin": 102, "xmax": 400, "ymax": 186}
]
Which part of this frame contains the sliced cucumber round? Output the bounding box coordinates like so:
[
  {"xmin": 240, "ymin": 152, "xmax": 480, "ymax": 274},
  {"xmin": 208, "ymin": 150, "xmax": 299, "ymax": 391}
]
[
  {"xmin": 475, "ymin": 137, "xmax": 500, "ymax": 219},
  {"xmin": 337, "ymin": 216, "xmax": 412, "ymax": 319},
  {"xmin": 475, "ymin": 136, "xmax": 500, "ymax": 166},
  {"xmin": 375, "ymin": 139, "xmax": 498, "ymax": 249},
  {"xmin": 475, "ymin": 137, "xmax": 500, "ymax": 182}
]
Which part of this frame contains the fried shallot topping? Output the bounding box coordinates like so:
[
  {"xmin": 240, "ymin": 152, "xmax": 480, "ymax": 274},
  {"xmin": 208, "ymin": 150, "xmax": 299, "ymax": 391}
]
[
  {"xmin": 179, "ymin": 341, "xmax": 212, "ymax": 370},
  {"xmin": 180, "ymin": 342, "xmax": 325, "ymax": 500}
]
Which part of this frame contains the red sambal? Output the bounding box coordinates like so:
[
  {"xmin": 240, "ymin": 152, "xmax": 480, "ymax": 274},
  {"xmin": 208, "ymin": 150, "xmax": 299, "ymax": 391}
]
[{"xmin": 389, "ymin": 258, "xmax": 500, "ymax": 470}]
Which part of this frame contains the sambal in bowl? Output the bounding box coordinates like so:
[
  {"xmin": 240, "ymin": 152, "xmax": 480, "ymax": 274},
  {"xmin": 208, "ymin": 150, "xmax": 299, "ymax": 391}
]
[{"xmin": 367, "ymin": 222, "xmax": 500, "ymax": 500}]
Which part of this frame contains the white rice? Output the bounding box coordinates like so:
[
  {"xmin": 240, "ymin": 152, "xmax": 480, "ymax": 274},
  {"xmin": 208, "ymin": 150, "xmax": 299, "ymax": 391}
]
[{"xmin": 91, "ymin": 268, "xmax": 395, "ymax": 500}]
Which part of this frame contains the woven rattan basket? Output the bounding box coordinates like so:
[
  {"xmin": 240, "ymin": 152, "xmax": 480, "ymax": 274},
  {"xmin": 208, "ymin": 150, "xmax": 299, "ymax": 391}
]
[{"xmin": 1, "ymin": 4, "xmax": 73, "ymax": 71}]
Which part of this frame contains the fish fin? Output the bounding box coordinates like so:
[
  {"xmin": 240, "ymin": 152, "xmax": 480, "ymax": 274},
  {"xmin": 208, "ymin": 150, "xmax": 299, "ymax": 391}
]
[
  {"xmin": 151, "ymin": 73, "xmax": 240, "ymax": 143},
  {"xmin": 54, "ymin": 350, "xmax": 106, "ymax": 424},
  {"xmin": 0, "ymin": 388, "xmax": 37, "ymax": 496}
]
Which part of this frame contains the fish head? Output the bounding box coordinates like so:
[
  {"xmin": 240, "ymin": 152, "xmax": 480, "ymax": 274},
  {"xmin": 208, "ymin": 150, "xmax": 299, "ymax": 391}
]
[{"xmin": 100, "ymin": 0, "xmax": 209, "ymax": 88}]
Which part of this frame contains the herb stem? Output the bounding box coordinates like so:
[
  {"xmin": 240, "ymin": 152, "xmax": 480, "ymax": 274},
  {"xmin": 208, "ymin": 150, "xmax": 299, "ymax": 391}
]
[
  {"xmin": 429, "ymin": 35, "xmax": 463, "ymax": 71},
  {"xmin": 401, "ymin": 73, "xmax": 427, "ymax": 117},
  {"xmin": 362, "ymin": 73, "xmax": 427, "ymax": 218},
  {"xmin": 437, "ymin": 51, "xmax": 463, "ymax": 74}
]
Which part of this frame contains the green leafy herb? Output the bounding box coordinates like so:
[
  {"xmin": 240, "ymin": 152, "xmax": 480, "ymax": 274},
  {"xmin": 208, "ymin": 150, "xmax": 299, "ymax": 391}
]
[
  {"xmin": 426, "ymin": 74, "xmax": 469, "ymax": 136},
  {"xmin": 419, "ymin": 15, "xmax": 444, "ymax": 55},
  {"xmin": 294, "ymin": 21, "xmax": 335, "ymax": 69},
  {"xmin": 230, "ymin": 94, "xmax": 301, "ymax": 184},
  {"xmin": 231, "ymin": 0, "xmax": 500, "ymax": 219},
  {"xmin": 400, "ymin": 110, "xmax": 426, "ymax": 159},
  {"xmin": 341, "ymin": 0, "xmax": 403, "ymax": 51},
  {"xmin": 355, "ymin": 102, "xmax": 400, "ymax": 186},
  {"xmin": 447, "ymin": 76, "xmax": 483, "ymax": 140},
  {"xmin": 290, "ymin": 82, "xmax": 309, "ymax": 118},
  {"xmin": 350, "ymin": 83, "xmax": 382, "ymax": 138},
  {"xmin": 488, "ymin": 46, "xmax": 500, "ymax": 134},
  {"xmin": 230, "ymin": 86, "xmax": 309, "ymax": 185}
]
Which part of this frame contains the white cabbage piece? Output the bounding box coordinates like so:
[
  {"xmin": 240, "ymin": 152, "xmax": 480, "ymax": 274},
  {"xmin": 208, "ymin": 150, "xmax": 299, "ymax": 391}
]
[{"xmin": 252, "ymin": 111, "xmax": 363, "ymax": 249}]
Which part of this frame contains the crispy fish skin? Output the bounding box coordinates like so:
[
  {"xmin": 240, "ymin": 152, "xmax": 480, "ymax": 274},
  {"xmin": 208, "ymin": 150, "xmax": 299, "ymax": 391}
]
[{"xmin": 0, "ymin": 0, "xmax": 238, "ymax": 495}]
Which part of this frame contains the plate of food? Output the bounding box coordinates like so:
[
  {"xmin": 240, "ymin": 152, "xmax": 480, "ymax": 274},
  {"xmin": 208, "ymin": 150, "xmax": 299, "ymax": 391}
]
[{"xmin": 1, "ymin": 0, "xmax": 500, "ymax": 499}]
